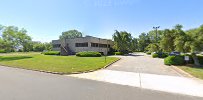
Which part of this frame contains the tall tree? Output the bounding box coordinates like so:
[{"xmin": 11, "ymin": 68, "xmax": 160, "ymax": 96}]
[
  {"xmin": 44, "ymin": 42, "xmax": 53, "ymax": 51},
  {"xmin": 59, "ymin": 29, "xmax": 82, "ymax": 40},
  {"xmin": 131, "ymin": 38, "xmax": 139, "ymax": 51},
  {"xmin": 185, "ymin": 25, "xmax": 203, "ymax": 66},
  {"xmin": 173, "ymin": 24, "xmax": 187, "ymax": 52},
  {"xmin": 16, "ymin": 28, "xmax": 32, "ymax": 52},
  {"xmin": 112, "ymin": 30, "xmax": 133, "ymax": 53},
  {"xmin": 146, "ymin": 43, "xmax": 159, "ymax": 52},
  {"xmin": 2, "ymin": 26, "xmax": 18, "ymax": 51},
  {"xmin": 160, "ymin": 29, "xmax": 175, "ymax": 52},
  {"xmin": 148, "ymin": 30, "xmax": 163, "ymax": 43},
  {"xmin": 138, "ymin": 33, "xmax": 150, "ymax": 51},
  {"xmin": 1, "ymin": 26, "xmax": 32, "ymax": 52}
]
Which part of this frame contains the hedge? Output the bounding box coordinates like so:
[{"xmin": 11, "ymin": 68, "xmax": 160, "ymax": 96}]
[
  {"xmin": 181, "ymin": 54, "xmax": 203, "ymax": 65},
  {"xmin": 164, "ymin": 56, "xmax": 185, "ymax": 65},
  {"xmin": 146, "ymin": 52, "xmax": 151, "ymax": 55},
  {"xmin": 152, "ymin": 52, "xmax": 168, "ymax": 58},
  {"xmin": 160, "ymin": 53, "xmax": 169, "ymax": 58},
  {"xmin": 152, "ymin": 53, "xmax": 159, "ymax": 58},
  {"xmin": 0, "ymin": 50, "xmax": 7, "ymax": 53},
  {"xmin": 114, "ymin": 52, "xmax": 124, "ymax": 55},
  {"xmin": 76, "ymin": 51, "xmax": 101, "ymax": 57},
  {"xmin": 43, "ymin": 51, "xmax": 60, "ymax": 55},
  {"xmin": 181, "ymin": 54, "xmax": 194, "ymax": 64},
  {"xmin": 198, "ymin": 56, "xmax": 203, "ymax": 65}
]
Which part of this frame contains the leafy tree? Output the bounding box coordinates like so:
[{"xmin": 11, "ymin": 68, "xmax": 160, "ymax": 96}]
[
  {"xmin": 131, "ymin": 38, "xmax": 139, "ymax": 51},
  {"xmin": 2, "ymin": 26, "xmax": 18, "ymax": 51},
  {"xmin": 173, "ymin": 24, "xmax": 187, "ymax": 52},
  {"xmin": 33, "ymin": 42, "xmax": 46, "ymax": 52},
  {"xmin": 112, "ymin": 30, "xmax": 133, "ymax": 53},
  {"xmin": 16, "ymin": 29, "xmax": 32, "ymax": 52},
  {"xmin": 160, "ymin": 29, "xmax": 175, "ymax": 52},
  {"xmin": 1, "ymin": 26, "xmax": 32, "ymax": 52},
  {"xmin": 59, "ymin": 29, "xmax": 82, "ymax": 40},
  {"xmin": 148, "ymin": 30, "xmax": 163, "ymax": 43},
  {"xmin": 138, "ymin": 33, "xmax": 150, "ymax": 51},
  {"xmin": 185, "ymin": 25, "xmax": 203, "ymax": 66},
  {"xmin": 32, "ymin": 42, "xmax": 52, "ymax": 52},
  {"xmin": 44, "ymin": 42, "xmax": 52, "ymax": 51},
  {"xmin": 146, "ymin": 43, "xmax": 159, "ymax": 52}
]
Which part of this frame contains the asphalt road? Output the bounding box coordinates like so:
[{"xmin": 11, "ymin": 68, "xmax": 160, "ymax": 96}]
[{"xmin": 0, "ymin": 66, "xmax": 202, "ymax": 100}]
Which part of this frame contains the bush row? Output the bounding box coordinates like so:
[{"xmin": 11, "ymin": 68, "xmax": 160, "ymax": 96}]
[
  {"xmin": 0, "ymin": 49, "xmax": 7, "ymax": 53},
  {"xmin": 146, "ymin": 52, "xmax": 151, "ymax": 55},
  {"xmin": 164, "ymin": 56, "xmax": 184, "ymax": 65},
  {"xmin": 114, "ymin": 52, "xmax": 124, "ymax": 55},
  {"xmin": 164, "ymin": 55, "xmax": 203, "ymax": 66},
  {"xmin": 43, "ymin": 51, "xmax": 60, "ymax": 55},
  {"xmin": 152, "ymin": 52, "xmax": 168, "ymax": 58},
  {"xmin": 199, "ymin": 56, "xmax": 203, "ymax": 65},
  {"xmin": 76, "ymin": 51, "xmax": 101, "ymax": 57}
]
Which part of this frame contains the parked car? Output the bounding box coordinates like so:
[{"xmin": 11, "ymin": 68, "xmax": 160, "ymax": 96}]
[{"xmin": 169, "ymin": 51, "xmax": 180, "ymax": 56}]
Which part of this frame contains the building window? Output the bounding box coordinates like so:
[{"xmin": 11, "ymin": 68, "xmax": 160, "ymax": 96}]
[
  {"xmin": 99, "ymin": 44, "xmax": 107, "ymax": 48},
  {"xmin": 75, "ymin": 42, "xmax": 88, "ymax": 47},
  {"xmin": 53, "ymin": 44, "xmax": 61, "ymax": 48},
  {"xmin": 91, "ymin": 43, "xmax": 99, "ymax": 47}
]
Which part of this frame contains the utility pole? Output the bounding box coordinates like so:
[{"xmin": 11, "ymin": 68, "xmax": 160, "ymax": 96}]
[{"xmin": 153, "ymin": 26, "xmax": 160, "ymax": 43}]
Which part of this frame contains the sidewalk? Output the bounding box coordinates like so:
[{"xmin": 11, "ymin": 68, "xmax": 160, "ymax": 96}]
[{"xmin": 69, "ymin": 69, "xmax": 203, "ymax": 97}]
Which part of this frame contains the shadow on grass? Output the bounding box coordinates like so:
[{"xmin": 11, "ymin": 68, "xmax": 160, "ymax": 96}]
[
  {"xmin": 0, "ymin": 56, "xmax": 33, "ymax": 61},
  {"xmin": 184, "ymin": 64, "xmax": 203, "ymax": 69}
]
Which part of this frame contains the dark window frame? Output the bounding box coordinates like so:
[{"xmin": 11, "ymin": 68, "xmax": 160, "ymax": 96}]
[
  {"xmin": 99, "ymin": 44, "xmax": 108, "ymax": 48},
  {"xmin": 75, "ymin": 42, "xmax": 88, "ymax": 47},
  {"xmin": 91, "ymin": 43, "xmax": 99, "ymax": 47},
  {"xmin": 53, "ymin": 44, "xmax": 61, "ymax": 48}
]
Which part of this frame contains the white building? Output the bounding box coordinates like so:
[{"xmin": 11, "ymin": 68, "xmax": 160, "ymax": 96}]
[{"xmin": 52, "ymin": 36, "xmax": 114, "ymax": 55}]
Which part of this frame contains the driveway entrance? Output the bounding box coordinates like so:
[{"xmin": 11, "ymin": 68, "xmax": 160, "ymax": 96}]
[{"xmin": 70, "ymin": 53, "xmax": 203, "ymax": 97}]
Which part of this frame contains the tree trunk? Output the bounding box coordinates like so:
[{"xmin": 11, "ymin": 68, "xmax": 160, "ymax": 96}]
[{"xmin": 191, "ymin": 53, "xmax": 201, "ymax": 67}]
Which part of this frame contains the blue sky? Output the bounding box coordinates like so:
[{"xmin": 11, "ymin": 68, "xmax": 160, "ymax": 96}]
[{"xmin": 0, "ymin": 0, "xmax": 203, "ymax": 42}]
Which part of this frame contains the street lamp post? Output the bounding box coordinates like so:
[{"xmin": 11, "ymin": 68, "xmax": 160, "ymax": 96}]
[{"xmin": 153, "ymin": 26, "xmax": 160, "ymax": 43}]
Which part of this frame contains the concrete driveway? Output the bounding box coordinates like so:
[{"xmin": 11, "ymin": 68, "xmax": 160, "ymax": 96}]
[
  {"xmin": 71, "ymin": 53, "xmax": 203, "ymax": 97},
  {"xmin": 107, "ymin": 53, "xmax": 185, "ymax": 76}
]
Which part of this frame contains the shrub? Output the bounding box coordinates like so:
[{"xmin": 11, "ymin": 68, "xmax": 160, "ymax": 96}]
[
  {"xmin": 198, "ymin": 56, "xmax": 203, "ymax": 65},
  {"xmin": 114, "ymin": 52, "xmax": 124, "ymax": 55},
  {"xmin": 152, "ymin": 53, "xmax": 159, "ymax": 58},
  {"xmin": 181, "ymin": 54, "xmax": 194, "ymax": 64},
  {"xmin": 146, "ymin": 52, "xmax": 151, "ymax": 55},
  {"xmin": 108, "ymin": 52, "xmax": 115, "ymax": 55},
  {"xmin": 44, "ymin": 51, "xmax": 60, "ymax": 55},
  {"xmin": 160, "ymin": 53, "xmax": 169, "ymax": 58},
  {"xmin": 18, "ymin": 49, "xmax": 23, "ymax": 52},
  {"xmin": 164, "ymin": 56, "xmax": 185, "ymax": 65},
  {"xmin": 0, "ymin": 49, "xmax": 7, "ymax": 53},
  {"xmin": 76, "ymin": 51, "xmax": 101, "ymax": 57}
]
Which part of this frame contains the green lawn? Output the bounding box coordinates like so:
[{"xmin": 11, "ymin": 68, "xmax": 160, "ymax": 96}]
[
  {"xmin": 178, "ymin": 66, "xmax": 203, "ymax": 79},
  {"xmin": 0, "ymin": 52, "xmax": 119, "ymax": 74}
]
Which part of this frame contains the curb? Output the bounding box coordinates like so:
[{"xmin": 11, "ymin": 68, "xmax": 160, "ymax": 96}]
[
  {"xmin": 70, "ymin": 57, "xmax": 121, "ymax": 75},
  {"xmin": 0, "ymin": 58, "xmax": 121, "ymax": 75},
  {"xmin": 171, "ymin": 65, "xmax": 195, "ymax": 78}
]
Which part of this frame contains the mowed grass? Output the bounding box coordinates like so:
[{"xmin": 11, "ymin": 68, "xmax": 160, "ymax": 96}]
[
  {"xmin": 178, "ymin": 66, "xmax": 203, "ymax": 79},
  {"xmin": 0, "ymin": 52, "xmax": 119, "ymax": 73}
]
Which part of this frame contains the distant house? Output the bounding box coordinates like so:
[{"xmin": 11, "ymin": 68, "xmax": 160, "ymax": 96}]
[{"xmin": 52, "ymin": 36, "xmax": 113, "ymax": 56}]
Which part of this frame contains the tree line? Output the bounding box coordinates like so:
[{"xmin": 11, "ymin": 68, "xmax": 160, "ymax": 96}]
[
  {"xmin": 113, "ymin": 24, "xmax": 203, "ymax": 53},
  {"xmin": 112, "ymin": 24, "xmax": 203, "ymax": 66},
  {"xmin": 0, "ymin": 25, "xmax": 52, "ymax": 52}
]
